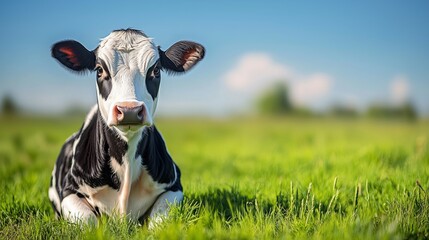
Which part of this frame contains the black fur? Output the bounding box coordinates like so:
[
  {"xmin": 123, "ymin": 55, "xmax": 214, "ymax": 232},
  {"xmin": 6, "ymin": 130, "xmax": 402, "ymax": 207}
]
[
  {"xmin": 145, "ymin": 62, "xmax": 161, "ymax": 100},
  {"xmin": 96, "ymin": 58, "xmax": 112, "ymax": 100},
  {"xmin": 159, "ymin": 41, "xmax": 205, "ymax": 74},
  {"xmin": 51, "ymin": 40, "xmax": 95, "ymax": 72},
  {"xmin": 137, "ymin": 126, "xmax": 182, "ymax": 190},
  {"xmin": 71, "ymin": 111, "xmax": 123, "ymax": 190},
  {"xmin": 50, "ymin": 200, "xmax": 61, "ymax": 217},
  {"xmin": 54, "ymin": 134, "xmax": 77, "ymax": 199},
  {"xmin": 51, "ymin": 108, "xmax": 182, "ymax": 217}
]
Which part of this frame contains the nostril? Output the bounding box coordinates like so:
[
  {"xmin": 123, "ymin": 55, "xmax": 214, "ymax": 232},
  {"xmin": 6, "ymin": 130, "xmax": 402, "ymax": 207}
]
[
  {"xmin": 137, "ymin": 106, "xmax": 144, "ymax": 121},
  {"xmin": 115, "ymin": 105, "xmax": 124, "ymax": 122}
]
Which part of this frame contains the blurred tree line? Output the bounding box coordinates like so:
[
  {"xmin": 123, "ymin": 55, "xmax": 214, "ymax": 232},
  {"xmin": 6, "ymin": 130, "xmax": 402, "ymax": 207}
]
[
  {"xmin": 0, "ymin": 95, "xmax": 88, "ymax": 117},
  {"xmin": 0, "ymin": 86, "xmax": 420, "ymax": 120},
  {"xmin": 1, "ymin": 95, "xmax": 19, "ymax": 116},
  {"xmin": 256, "ymin": 82, "xmax": 418, "ymax": 120},
  {"xmin": 366, "ymin": 102, "xmax": 416, "ymax": 120}
]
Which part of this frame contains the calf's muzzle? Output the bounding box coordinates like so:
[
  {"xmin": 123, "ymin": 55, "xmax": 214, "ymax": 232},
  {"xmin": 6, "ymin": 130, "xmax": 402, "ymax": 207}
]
[{"xmin": 112, "ymin": 103, "xmax": 145, "ymax": 126}]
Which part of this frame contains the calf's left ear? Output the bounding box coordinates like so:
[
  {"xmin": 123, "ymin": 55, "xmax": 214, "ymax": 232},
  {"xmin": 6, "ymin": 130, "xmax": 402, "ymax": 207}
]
[
  {"xmin": 159, "ymin": 41, "xmax": 205, "ymax": 74},
  {"xmin": 51, "ymin": 40, "xmax": 95, "ymax": 73}
]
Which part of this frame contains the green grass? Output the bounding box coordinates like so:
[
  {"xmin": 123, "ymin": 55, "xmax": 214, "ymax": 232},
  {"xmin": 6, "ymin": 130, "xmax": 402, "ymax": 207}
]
[{"xmin": 0, "ymin": 116, "xmax": 428, "ymax": 239}]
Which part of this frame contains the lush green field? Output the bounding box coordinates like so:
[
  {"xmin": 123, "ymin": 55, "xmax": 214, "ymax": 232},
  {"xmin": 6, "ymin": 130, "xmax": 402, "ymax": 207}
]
[{"xmin": 0, "ymin": 116, "xmax": 428, "ymax": 239}]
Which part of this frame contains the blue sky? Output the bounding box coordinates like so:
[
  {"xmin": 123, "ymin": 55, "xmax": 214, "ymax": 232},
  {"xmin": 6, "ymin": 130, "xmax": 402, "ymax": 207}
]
[{"xmin": 1, "ymin": 1, "xmax": 428, "ymax": 116}]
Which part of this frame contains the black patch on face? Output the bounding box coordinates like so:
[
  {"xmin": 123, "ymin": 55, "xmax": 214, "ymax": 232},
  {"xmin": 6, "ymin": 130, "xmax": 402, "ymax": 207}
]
[
  {"xmin": 96, "ymin": 59, "xmax": 112, "ymax": 100},
  {"xmin": 136, "ymin": 126, "xmax": 182, "ymax": 191},
  {"xmin": 145, "ymin": 62, "xmax": 161, "ymax": 100}
]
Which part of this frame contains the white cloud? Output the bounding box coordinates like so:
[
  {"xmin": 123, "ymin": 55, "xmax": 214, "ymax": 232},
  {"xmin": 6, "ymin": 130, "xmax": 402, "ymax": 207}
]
[
  {"xmin": 390, "ymin": 75, "xmax": 410, "ymax": 104},
  {"xmin": 222, "ymin": 53, "xmax": 333, "ymax": 108},
  {"xmin": 223, "ymin": 53, "xmax": 291, "ymax": 93},
  {"xmin": 291, "ymin": 73, "xmax": 333, "ymax": 106}
]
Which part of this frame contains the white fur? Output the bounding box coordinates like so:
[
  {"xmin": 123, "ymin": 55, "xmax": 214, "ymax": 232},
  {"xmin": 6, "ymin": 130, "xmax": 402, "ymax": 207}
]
[
  {"xmin": 116, "ymin": 134, "xmax": 143, "ymax": 215},
  {"xmin": 75, "ymin": 131, "xmax": 170, "ymax": 221},
  {"xmin": 148, "ymin": 191, "xmax": 184, "ymax": 229},
  {"xmin": 48, "ymin": 164, "xmax": 61, "ymax": 213},
  {"xmin": 61, "ymin": 194, "xmax": 97, "ymax": 224},
  {"xmin": 95, "ymin": 31, "xmax": 159, "ymax": 130}
]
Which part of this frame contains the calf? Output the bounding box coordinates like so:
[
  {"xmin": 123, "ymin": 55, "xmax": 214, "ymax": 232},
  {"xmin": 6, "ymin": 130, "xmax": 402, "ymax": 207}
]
[{"xmin": 48, "ymin": 29, "xmax": 204, "ymax": 226}]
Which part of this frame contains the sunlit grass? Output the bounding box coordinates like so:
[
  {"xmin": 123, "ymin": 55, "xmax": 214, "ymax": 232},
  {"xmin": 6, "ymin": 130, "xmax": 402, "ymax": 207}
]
[{"xmin": 0, "ymin": 116, "xmax": 428, "ymax": 239}]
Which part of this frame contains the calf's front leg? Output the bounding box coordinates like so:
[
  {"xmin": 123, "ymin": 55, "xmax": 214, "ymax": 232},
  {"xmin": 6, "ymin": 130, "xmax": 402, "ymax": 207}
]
[
  {"xmin": 61, "ymin": 194, "xmax": 98, "ymax": 224},
  {"xmin": 148, "ymin": 191, "xmax": 183, "ymax": 229}
]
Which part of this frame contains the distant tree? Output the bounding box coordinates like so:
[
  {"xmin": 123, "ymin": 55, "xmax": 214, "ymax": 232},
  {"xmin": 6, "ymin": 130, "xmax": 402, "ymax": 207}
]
[
  {"xmin": 1, "ymin": 95, "xmax": 19, "ymax": 116},
  {"xmin": 396, "ymin": 102, "xmax": 417, "ymax": 120},
  {"xmin": 292, "ymin": 106, "xmax": 314, "ymax": 117},
  {"xmin": 329, "ymin": 104, "xmax": 359, "ymax": 118},
  {"xmin": 256, "ymin": 82, "xmax": 293, "ymax": 115},
  {"xmin": 366, "ymin": 101, "xmax": 417, "ymax": 120}
]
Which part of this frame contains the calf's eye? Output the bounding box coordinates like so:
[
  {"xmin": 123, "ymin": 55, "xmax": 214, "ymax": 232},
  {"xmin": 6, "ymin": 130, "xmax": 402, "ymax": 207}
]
[
  {"xmin": 96, "ymin": 67, "xmax": 103, "ymax": 78},
  {"xmin": 153, "ymin": 67, "xmax": 160, "ymax": 77}
]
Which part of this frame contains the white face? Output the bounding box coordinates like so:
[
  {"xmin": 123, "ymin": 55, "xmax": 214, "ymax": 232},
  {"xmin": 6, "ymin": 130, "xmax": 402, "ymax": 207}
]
[{"xmin": 94, "ymin": 30, "xmax": 161, "ymax": 133}]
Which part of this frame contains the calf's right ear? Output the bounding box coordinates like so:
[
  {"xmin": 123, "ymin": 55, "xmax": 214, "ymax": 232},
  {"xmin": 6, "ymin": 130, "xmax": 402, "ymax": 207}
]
[{"xmin": 51, "ymin": 40, "xmax": 95, "ymax": 72}]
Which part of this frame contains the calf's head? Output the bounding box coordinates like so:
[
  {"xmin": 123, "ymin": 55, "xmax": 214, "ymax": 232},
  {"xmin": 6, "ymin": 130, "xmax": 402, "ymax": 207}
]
[{"xmin": 52, "ymin": 29, "xmax": 204, "ymax": 134}]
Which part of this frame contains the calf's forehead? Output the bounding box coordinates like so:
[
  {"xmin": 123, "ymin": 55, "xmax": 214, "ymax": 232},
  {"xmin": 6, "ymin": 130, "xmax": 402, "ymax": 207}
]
[{"xmin": 96, "ymin": 30, "xmax": 159, "ymax": 72}]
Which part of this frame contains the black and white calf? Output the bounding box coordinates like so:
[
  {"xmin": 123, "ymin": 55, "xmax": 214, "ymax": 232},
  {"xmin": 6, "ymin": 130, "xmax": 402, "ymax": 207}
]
[{"xmin": 48, "ymin": 29, "xmax": 204, "ymax": 226}]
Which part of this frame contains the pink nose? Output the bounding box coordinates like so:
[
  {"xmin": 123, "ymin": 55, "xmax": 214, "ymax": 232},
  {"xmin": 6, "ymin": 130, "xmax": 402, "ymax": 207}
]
[{"xmin": 113, "ymin": 103, "xmax": 145, "ymax": 125}]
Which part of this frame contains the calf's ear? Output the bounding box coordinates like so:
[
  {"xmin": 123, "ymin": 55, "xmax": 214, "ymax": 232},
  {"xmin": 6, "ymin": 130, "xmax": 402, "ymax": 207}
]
[
  {"xmin": 159, "ymin": 41, "xmax": 205, "ymax": 75},
  {"xmin": 51, "ymin": 40, "xmax": 95, "ymax": 73}
]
